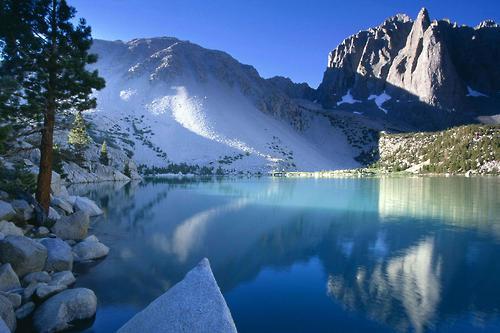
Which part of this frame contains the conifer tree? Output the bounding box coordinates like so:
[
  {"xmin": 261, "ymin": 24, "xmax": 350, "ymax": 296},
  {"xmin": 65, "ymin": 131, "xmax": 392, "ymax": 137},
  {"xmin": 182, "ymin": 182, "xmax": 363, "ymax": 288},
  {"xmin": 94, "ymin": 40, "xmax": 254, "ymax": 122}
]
[
  {"xmin": 0, "ymin": 0, "xmax": 105, "ymax": 215},
  {"xmin": 123, "ymin": 161, "xmax": 131, "ymax": 178},
  {"xmin": 68, "ymin": 111, "xmax": 91, "ymax": 148},
  {"xmin": 99, "ymin": 140, "xmax": 109, "ymax": 166}
]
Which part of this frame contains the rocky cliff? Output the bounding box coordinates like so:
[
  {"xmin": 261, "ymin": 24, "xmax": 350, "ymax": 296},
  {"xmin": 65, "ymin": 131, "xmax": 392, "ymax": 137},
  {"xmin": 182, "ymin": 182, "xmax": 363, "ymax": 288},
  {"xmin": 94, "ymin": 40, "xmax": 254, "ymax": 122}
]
[{"xmin": 317, "ymin": 8, "xmax": 500, "ymax": 129}]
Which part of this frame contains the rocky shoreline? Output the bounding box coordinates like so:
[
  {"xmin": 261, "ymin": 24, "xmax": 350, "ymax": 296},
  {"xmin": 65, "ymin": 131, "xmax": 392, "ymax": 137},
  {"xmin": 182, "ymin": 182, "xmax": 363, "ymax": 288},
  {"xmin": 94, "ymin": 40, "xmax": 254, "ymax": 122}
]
[
  {"xmin": 270, "ymin": 168, "xmax": 499, "ymax": 178},
  {"xmin": 0, "ymin": 177, "xmax": 109, "ymax": 332}
]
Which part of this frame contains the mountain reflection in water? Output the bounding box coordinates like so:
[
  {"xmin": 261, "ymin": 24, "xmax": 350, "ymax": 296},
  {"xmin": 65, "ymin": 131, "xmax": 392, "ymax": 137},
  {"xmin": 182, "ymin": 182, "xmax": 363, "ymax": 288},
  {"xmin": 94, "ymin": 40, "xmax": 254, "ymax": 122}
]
[{"xmin": 70, "ymin": 176, "xmax": 500, "ymax": 333}]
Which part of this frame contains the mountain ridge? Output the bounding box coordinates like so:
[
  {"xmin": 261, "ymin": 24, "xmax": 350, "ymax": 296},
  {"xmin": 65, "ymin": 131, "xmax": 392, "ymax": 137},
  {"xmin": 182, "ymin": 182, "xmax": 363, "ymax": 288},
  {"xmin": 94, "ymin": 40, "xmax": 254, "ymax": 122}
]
[{"xmin": 316, "ymin": 8, "xmax": 500, "ymax": 129}]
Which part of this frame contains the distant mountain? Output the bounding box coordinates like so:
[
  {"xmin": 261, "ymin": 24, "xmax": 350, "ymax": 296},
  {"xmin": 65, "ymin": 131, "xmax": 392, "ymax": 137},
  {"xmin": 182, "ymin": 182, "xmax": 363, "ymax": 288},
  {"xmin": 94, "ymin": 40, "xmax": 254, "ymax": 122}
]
[
  {"xmin": 88, "ymin": 38, "xmax": 364, "ymax": 172},
  {"xmin": 85, "ymin": 9, "xmax": 499, "ymax": 172},
  {"xmin": 316, "ymin": 8, "xmax": 500, "ymax": 129}
]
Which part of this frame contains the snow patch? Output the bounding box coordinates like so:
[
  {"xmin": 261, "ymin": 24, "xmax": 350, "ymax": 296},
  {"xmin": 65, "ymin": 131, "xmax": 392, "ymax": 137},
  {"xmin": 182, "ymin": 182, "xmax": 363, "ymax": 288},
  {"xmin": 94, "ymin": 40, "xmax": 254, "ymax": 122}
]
[
  {"xmin": 337, "ymin": 89, "xmax": 361, "ymax": 106},
  {"xmin": 120, "ymin": 89, "xmax": 137, "ymax": 101},
  {"xmin": 368, "ymin": 91, "xmax": 392, "ymax": 114},
  {"xmin": 466, "ymin": 86, "xmax": 488, "ymax": 97}
]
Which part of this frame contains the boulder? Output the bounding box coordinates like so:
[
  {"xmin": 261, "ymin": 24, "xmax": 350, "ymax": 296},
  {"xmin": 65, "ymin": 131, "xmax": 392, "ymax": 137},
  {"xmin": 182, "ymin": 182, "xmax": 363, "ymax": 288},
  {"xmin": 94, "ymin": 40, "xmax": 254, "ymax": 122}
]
[
  {"xmin": 118, "ymin": 258, "xmax": 237, "ymax": 333},
  {"xmin": 15, "ymin": 301, "xmax": 35, "ymax": 320},
  {"xmin": 0, "ymin": 221, "xmax": 24, "ymax": 237},
  {"xmin": 57, "ymin": 186, "xmax": 70, "ymax": 199},
  {"xmin": 48, "ymin": 207, "xmax": 61, "ymax": 221},
  {"xmin": 11, "ymin": 199, "xmax": 34, "ymax": 221},
  {"xmin": 50, "ymin": 197, "xmax": 73, "ymax": 215},
  {"xmin": 36, "ymin": 227, "xmax": 50, "ymax": 237},
  {"xmin": 0, "ymin": 192, "xmax": 7, "ymax": 201},
  {"xmin": 0, "ymin": 202, "xmax": 15, "ymax": 221},
  {"xmin": 50, "ymin": 211, "xmax": 89, "ymax": 241},
  {"xmin": 72, "ymin": 236, "xmax": 109, "ymax": 262},
  {"xmin": 0, "ymin": 236, "xmax": 48, "ymax": 277},
  {"xmin": 33, "ymin": 288, "xmax": 97, "ymax": 333},
  {"xmin": 22, "ymin": 271, "xmax": 51, "ymax": 286},
  {"xmin": 23, "ymin": 282, "xmax": 43, "ymax": 302},
  {"xmin": 49, "ymin": 271, "xmax": 75, "ymax": 288},
  {"xmin": 0, "ymin": 292, "xmax": 21, "ymax": 309},
  {"xmin": 50, "ymin": 171, "xmax": 62, "ymax": 197},
  {"xmin": 0, "ymin": 317, "xmax": 9, "ymax": 333},
  {"xmin": 0, "ymin": 295, "xmax": 15, "ymax": 333},
  {"xmin": 0, "ymin": 264, "xmax": 20, "ymax": 292},
  {"xmin": 40, "ymin": 238, "xmax": 73, "ymax": 272},
  {"xmin": 35, "ymin": 283, "xmax": 67, "ymax": 301},
  {"xmin": 73, "ymin": 197, "xmax": 103, "ymax": 217}
]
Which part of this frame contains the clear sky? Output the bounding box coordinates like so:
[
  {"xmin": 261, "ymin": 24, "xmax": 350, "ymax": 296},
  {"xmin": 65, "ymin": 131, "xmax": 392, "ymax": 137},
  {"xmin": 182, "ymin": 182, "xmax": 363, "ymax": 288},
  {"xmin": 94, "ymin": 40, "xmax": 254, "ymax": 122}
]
[{"xmin": 68, "ymin": 0, "xmax": 500, "ymax": 88}]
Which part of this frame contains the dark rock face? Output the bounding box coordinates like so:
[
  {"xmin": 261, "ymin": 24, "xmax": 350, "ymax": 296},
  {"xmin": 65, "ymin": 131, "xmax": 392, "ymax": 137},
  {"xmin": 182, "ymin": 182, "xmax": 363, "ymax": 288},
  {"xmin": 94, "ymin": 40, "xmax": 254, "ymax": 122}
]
[
  {"xmin": 317, "ymin": 8, "xmax": 500, "ymax": 128},
  {"xmin": 317, "ymin": 14, "xmax": 413, "ymax": 107},
  {"xmin": 266, "ymin": 76, "xmax": 316, "ymax": 100}
]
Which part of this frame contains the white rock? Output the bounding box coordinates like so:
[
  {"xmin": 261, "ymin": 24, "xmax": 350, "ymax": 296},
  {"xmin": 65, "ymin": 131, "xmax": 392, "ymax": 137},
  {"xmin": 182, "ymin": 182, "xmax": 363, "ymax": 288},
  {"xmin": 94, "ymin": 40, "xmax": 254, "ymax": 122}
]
[
  {"xmin": 72, "ymin": 237, "xmax": 109, "ymax": 262},
  {"xmin": 73, "ymin": 197, "xmax": 103, "ymax": 217},
  {"xmin": 48, "ymin": 207, "xmax": 61, "ymax": 221},
  {"xmin": 51, "ymin": 197, "xmax": 73, "ymax": 215},
  {"xmin": 118, "ymin": 258, "xmax": 237, "ymax": 333}
]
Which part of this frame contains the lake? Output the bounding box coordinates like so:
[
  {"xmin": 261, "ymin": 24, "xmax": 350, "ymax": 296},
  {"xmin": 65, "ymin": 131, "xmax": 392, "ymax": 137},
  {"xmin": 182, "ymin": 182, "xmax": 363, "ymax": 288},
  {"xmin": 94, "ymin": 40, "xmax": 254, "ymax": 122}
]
[{"xmin": 69, "ymin": 176, "xmax": 500, "ymax": 333}]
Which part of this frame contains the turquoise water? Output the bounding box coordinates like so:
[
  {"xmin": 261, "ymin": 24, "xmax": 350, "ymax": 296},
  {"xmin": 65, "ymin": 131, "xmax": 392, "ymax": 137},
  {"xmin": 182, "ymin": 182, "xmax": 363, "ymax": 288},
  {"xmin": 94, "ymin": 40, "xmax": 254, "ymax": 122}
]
[{"xmin": 70, "ymin": 176, "xmax": 500, "ymax": 333}]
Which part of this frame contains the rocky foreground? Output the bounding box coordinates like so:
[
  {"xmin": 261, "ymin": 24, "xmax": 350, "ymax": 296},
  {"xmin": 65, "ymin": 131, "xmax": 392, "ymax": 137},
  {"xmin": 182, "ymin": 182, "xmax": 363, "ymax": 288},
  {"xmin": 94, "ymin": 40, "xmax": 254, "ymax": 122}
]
[{"xmin": 0, "ymin": 180, "xmax": 108, "ymax": 332}]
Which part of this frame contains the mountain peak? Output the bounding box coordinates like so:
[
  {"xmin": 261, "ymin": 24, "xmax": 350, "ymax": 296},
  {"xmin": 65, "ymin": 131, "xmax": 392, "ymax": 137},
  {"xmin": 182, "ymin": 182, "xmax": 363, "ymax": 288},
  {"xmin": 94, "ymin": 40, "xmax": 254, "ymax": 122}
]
[
  {"xmin": 317, "ymin": 8, "xmax": 500, "ymax": 129},
  {"xmin": 415, "ymin": 8, "xmax": 431, "ymax": 32}
]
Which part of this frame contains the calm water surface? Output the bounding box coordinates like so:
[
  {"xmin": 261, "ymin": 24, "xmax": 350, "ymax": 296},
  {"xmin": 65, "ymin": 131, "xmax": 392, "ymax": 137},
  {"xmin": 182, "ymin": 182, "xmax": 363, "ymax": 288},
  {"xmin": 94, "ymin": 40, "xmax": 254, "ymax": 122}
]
[{"xmin": 68, "ymin": 176, "xmax": 500, "ymax": 333}]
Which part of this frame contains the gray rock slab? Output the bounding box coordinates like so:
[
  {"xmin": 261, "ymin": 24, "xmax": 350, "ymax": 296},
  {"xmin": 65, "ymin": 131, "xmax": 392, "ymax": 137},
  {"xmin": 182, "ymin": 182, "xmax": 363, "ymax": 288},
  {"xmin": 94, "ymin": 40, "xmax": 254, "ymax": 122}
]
[
  {"xmin": 50, "ymin": 211, "xmax": 89, "ymax": 241},
  {"xmin": 40, "ymin": 238, "xmax": 73, "ymax": 272},
  {"xmin": 0, "ymin": 236, "xmax": 48, "ymax": 277},
  {"xmin": 0, "ymin": 202, "xmax": 15, "ymax": 221},
  {"xmin": 72, "ymin": 236, "xmax": 109, "ymax": 262},
  {"xmin": 0, "ymin": 295, "xmax": 15, "ymax": 332},
  {"xmin": 0, "ymin": 264, "xmax": 20, "ymax": 292},
  {"xmin": 73, "ymin": 197, "xmax": 103, "ymax": 217},
  {"xmin": 33, "ymin": 288, "xmax": 97, "ymax": 333},
  {"xmin": 0, "ymin": 317, "xmax": 9, "ymax": 333},
  {"xmin": 0, "ymin": 221, "xmax": 23, "ymax": 237},
  {"xmin": 118, "ymin": 258, "xmax": 237, "ymax": 333}
]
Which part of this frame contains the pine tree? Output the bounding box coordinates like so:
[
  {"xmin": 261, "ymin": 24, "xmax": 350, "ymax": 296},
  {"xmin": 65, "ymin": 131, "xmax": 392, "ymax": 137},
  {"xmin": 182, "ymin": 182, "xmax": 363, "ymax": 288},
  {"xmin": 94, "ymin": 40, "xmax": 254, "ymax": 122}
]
[
  {"xmin": 99, "ymin": 140, "xmax": 109, "ymax": 166},
  {"xmin": 0, "ymin": 0, "xmax": 105, "ymax": 215},
  {"xmin": 123, "ymin": 161, "xmax": 131, "ymax": 178},
  {"xmin": 68, "ymin": 111, "xmax": 90, "ymax": 148}
]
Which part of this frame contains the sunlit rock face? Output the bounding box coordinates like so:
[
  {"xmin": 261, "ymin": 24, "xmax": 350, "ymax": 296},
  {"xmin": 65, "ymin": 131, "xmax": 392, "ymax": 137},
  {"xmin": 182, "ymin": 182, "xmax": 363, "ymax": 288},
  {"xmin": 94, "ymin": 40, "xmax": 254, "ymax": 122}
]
[
  {"xmin": 327, "ymin": 237, "xmax": 441, "ymax": 333},
  {"xmin": 317, "ymin": 8, "xmax": 500, "ymax": 129}
]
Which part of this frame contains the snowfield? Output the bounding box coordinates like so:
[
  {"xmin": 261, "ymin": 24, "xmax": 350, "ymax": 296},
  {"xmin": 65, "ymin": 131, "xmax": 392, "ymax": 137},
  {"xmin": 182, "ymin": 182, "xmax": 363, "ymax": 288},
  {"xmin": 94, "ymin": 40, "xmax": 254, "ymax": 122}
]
[{"xmin": 89, "ymin": 38, "xmax": 362, "ymax": 173}]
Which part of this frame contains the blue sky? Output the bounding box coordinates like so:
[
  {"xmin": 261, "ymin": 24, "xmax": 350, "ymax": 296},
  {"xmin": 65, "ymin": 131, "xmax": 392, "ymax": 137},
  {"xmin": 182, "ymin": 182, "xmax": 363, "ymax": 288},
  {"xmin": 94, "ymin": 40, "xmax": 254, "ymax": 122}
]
[{"xmin": 69, "ymin": 0, "xmax": 500, "ymax": 88}]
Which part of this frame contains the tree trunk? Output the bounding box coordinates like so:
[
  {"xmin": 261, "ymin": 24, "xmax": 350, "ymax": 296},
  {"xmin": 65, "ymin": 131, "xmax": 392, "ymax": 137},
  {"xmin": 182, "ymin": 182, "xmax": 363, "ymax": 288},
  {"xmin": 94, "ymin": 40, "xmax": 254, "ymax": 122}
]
[
  {"xmin": 35, "ymin": 0, "xmax": 57, "ymax": 217},
  {"xmin": 35, "ymin": 102, "xmax": 55, "ymax": 214}
]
